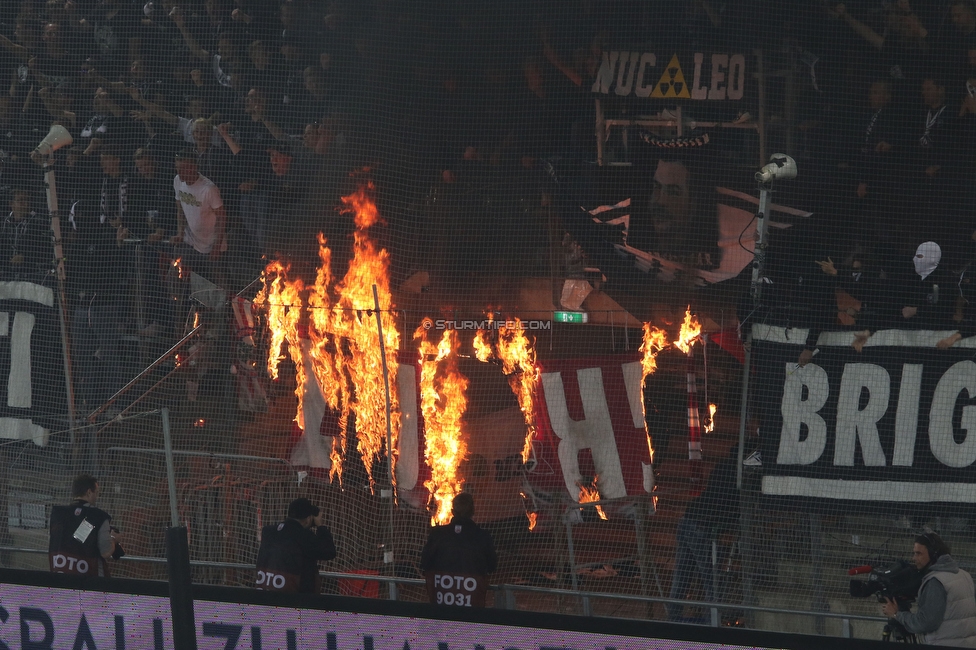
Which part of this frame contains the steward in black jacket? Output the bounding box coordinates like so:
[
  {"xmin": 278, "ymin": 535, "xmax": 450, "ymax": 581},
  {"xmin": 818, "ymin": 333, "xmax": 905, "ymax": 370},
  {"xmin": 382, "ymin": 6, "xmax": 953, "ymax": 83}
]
[{"xmin": 420, "ymin": 493, "xmax": 497, "ymax": 607}]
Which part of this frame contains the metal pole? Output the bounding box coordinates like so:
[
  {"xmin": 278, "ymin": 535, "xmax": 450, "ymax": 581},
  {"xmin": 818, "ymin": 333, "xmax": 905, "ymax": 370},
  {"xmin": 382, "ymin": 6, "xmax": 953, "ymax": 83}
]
[
  {"xmin": 43, "ymin": 162, "xmax": 77, "ymax": 445},
  {"xmin": 736, "ymin": 330, "xmax": 752, "ymax": 491},
  {"xmin": 161, "ymin": 408, "xmax": 179, "ymax": 527},
  {"xmin": 371, "ymin": 284, "xmax": 397, "ymax": 600},
  {"xmin": 750, "ymin": 185, "xmax": 772, "ymax": 303}
]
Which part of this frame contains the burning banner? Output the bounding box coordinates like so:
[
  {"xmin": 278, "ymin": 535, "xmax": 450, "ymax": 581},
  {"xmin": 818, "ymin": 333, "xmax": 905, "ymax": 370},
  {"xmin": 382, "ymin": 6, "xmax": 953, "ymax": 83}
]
[
  {"xmin": 255, "ymin": 181, "xmax": 401, "ymax": 489},
  {"xmin": 415, "ymin": 322, "xmax": 469, "ymax": 525}
]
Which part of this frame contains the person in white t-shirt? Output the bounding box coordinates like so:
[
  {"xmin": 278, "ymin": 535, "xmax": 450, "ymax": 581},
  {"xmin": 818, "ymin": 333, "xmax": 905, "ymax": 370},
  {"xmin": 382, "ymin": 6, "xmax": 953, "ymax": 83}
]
[{"xmin": 171, "ymin": 150, "xmax": 227, "ymax": 280}]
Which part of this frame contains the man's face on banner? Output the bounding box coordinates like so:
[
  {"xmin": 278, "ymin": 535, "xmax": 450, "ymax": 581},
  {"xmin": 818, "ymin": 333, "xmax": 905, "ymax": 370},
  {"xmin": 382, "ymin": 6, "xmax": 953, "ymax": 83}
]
[{"xmin": 650, "ymin": 160, "xmax": 692, "ymax": 233}]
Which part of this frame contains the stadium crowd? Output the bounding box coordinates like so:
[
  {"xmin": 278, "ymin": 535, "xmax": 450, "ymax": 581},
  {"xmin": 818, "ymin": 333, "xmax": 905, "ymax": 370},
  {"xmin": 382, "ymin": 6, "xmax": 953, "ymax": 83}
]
[{"xmin": 2, "ymin": 0, "xmax": 976, "ymax": 409}]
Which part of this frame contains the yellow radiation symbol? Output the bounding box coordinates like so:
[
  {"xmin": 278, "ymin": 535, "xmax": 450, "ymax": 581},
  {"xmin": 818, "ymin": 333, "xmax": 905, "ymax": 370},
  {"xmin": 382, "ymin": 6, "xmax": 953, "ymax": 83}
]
[{"xmin": 651, "ymin": 54, "xmax": 691, "ymax": 99}]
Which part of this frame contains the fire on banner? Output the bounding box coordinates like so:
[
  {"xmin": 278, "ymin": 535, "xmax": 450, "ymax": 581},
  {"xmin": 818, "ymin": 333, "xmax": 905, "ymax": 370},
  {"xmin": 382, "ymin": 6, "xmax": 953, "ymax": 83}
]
[
  {"xmin": 754, "ymin": 324, "xmax": 976, "ymax": 506},
  {"xmin": 291, "ymin": 350, "xmax": 655, "ymax": 509},
  {"xmin": 526, "ymin": 354, "xmax": 654, "ymax": 502}
]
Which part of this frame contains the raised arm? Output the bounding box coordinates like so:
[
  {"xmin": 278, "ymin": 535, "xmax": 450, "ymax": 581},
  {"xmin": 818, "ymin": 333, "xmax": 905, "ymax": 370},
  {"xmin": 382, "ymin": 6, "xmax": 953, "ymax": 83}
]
[
  {"xmin": 170, "ymin": 7, "xmax": 210, "ymax": 61},
  {"xmin": 830, "ymin": 4, "xmax": 885, "ymax": 50}
]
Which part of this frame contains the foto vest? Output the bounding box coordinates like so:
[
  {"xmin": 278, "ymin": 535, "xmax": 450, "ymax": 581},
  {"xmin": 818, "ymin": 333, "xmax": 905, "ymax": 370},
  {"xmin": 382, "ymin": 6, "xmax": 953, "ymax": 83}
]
[
  {"xmin": 48, "ymin": 500, "xmax": 111, "ymax": 577},
  {"xmin": 922, "ymin": 565, "xmax": 976, "ymax": 647}
]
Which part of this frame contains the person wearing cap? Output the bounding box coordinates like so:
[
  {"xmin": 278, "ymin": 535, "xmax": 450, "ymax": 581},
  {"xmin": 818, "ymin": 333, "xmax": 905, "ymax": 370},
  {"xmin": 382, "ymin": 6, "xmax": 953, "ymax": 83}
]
[
  {"xmin": 882, "ymin": 532, "xmax": 976, "ymax": 646},
  {"xmin": 255, "ymin": 497, "xmax": 336, "ymax": 594},
  {"xmin": 420, "ymin": 493, "xmax": 497, "ymax": 607}
]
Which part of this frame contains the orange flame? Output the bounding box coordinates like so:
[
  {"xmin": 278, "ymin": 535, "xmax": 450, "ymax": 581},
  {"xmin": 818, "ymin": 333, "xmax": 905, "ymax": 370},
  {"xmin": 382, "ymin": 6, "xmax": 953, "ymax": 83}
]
[
  {"xmin": 639, "ymin": 323, "xmax": 669, "ymax": 378},
  {"xmin": 172, "ymin": 257, "xmax": 185, "ymax": 279},
  {"xmin": 704, "ymin": 403, "xmax": 718, "ymax": 433},
  {"xmin": 256, "ymin": 181, "xmax": 400, "ymax": 489},
  {"xmin": 253, "ymin": 262, "xmax": 306, "ymax": 425},
  {"xmin": 473, "ymin": 327, "xmax": 494, "ymax": 363},
  {"xmin": 496, "ymin": 320, "xmax": 540, "ymax": 464},
  {"xmin": 639, "ymin": 323, "xmax": 669, "ymax": 473},
  {"xmin": 578, "ymin": 478, "xmax": 608, "ymax": 520},
  {"xmin": 334, "ymin": 183, "xmax": 400, "ymax": 488},
  {"xmin": 527, "ymin": 511, "xmax": 538, "ymax": 531},
  {"xmin": 415, "ymin": 324, "xmax": 469, "ymax": 525},
  {"xmin": 474, "ymin": 316, "xmax": 540, "ymax": 465},
  {"xmin": 674, "ymin": 307, "xmax": 701, "ymax": 355}
]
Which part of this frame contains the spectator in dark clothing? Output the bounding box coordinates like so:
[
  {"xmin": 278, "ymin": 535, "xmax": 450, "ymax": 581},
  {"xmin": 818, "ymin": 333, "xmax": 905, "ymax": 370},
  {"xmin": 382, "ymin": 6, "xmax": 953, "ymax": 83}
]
[
  {"xmin": 255, "ymin": 497, "xmax": 336, "ymax": 594},
  {"xmin": 0, "ymin": 188, "xmax": 50, "ymax": 283},
  {"xmin": 667, "ymin": 445, "xmax": 740, "ymax": 621},
  {"xmin": 852, "ymin": 241, "xmax": 968, "ymax": 351},
  {"xmin": 420, "ymin": 493, "xmax": 497, "ymax": 607}
]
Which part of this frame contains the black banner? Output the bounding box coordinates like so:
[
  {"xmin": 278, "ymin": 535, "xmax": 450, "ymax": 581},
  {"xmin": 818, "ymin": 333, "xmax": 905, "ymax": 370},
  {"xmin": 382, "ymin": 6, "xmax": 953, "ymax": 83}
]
[
  {"xmin": 755, "ymin": 325, "xmax": 976, "ymax": 504},
  {"xmin": 0, "ymin": 281, "xmax": 65, "ymax": 446}
]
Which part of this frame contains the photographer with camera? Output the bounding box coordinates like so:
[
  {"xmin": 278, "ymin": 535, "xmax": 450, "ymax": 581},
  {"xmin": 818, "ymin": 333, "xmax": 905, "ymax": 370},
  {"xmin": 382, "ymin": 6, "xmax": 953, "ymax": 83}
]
[
  {"xmin": 881, "ymin": 532, "xmax": 976, "ymax": 646},
  {"xmin": 48, "ymin": 474, "xmax": 123, "ymax": 577}
]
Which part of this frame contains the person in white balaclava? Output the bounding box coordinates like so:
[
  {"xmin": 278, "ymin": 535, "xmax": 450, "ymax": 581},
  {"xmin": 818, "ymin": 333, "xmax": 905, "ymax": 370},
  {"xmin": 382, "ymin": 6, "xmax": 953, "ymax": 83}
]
[{"xmin": 852, "ymin": 241, "xmax": 967, "ymax": 352}]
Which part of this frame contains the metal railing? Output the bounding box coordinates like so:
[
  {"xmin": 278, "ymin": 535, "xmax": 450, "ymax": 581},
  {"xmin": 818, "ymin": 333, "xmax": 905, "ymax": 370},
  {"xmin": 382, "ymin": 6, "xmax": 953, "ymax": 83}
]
[{"xmin": 0, "ymin": 546, "xmax": 886, "ymax": 638}]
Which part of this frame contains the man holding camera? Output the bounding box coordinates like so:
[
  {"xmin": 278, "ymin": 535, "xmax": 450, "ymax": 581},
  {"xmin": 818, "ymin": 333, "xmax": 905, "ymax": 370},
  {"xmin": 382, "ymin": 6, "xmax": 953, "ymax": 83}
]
[
  {"xmin": 48, "ymin": 474, "xmax": 122, "ymax": 577},
  {"xmin": 882, "ymin": 532, "xmax": 976, "ymax": 646},
  {"xmin": 255, "ymin": 498, "xmax": 336, "ymax": 594}
]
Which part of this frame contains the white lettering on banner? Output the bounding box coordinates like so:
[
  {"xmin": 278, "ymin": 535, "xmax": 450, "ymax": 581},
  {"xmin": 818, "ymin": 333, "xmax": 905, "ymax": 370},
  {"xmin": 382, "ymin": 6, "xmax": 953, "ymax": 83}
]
[
  {"xmin": 0, "ymin": 311, "xmax": 34, "ymax": 408},
  {"xmin": 542, "ymin": 368, "xmax": 627, "ymax": 499},
  {"xmin": 620, "ymin": 361, "xmax": 655, "ymax": 493},
  {"xmin": 833, "ymin": 364, "xmax": 889, "ymax": 466},
  {"xmin": 395, "ymin": 364, "xmax": 419, "ymax": 491},
  {"xmin": 592, "ymin": 51, "xmax": 620, "ymax": 93},
  {"xmin": 929, "ymin": 361, "xmax": 976, "ymax": 468},
  {"xmin": 634, "ymin": 53, "xmax": 656, "ymax": 97},
  {"xmin": 777, "ymin": 363, "xmax": 830, "ymax": 465},
  {"xmin": 615, "ymin": 52, "xmax": 640, "ymax": 96},
  {"xmin": 691, "ymin": 53, "xmax": 708, "ymax": 99},
  {"xmin": 592, "ymin": 51, "xmax": 746, "ymax": 99},
  {"xmin": 728, "ymin": 54, "xmax": 746, "ymax": 100},
  {"xmin": 893, "ymin": 364, "xmax": 923, "ymax": 466},
  {"xmin": 708, "ymin": 54, "xmax": 728, "ymax": 100}
]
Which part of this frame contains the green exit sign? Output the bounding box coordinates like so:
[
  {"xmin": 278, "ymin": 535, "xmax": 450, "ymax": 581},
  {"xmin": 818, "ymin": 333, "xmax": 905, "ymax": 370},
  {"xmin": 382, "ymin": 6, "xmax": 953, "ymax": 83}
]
[{"xmin": 554, "ymin": 311, "xmax": 588, "ymax": 324}]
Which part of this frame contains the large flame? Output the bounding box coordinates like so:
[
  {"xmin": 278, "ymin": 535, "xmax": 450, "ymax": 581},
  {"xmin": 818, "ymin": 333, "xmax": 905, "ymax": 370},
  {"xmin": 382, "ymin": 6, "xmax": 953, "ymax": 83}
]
[
  {"xmin": 253, "ymin": 262, "xmax": 306, "ymax": 424},
  {"xmin": 474, "ymin": 317, "xmax": 540, "ymax": 465},
  {"xmin": 674, "ymin": 307, "xmax": 702, "ymax": 355},
  {"xmin": 415, "ymin": 324, "xmax": 469, "ymax": 525},
  {"xmin": 578, "ymin": 477, "xmax": 608, "ymax": 521},
  {"xmin": 256, "ymin": 181, "xmax": 400, "ymax": 489},
  {"xmin": 334, "ymin": 182, "xmax": 401, "ymax": 487}
]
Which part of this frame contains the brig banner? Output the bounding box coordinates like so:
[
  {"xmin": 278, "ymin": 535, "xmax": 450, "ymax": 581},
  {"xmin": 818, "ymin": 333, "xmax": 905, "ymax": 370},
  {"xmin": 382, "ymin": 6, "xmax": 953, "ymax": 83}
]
[{"xmin": 755, "ymin": 325, "xmax": 976, "ymax": 504}]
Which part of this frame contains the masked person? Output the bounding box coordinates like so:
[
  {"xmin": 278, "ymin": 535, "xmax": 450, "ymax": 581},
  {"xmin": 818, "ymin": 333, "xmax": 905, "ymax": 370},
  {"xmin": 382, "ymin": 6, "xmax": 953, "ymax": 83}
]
[
  {"xmin": 882, "ymin": 532, "xmax": 976, "ymax": 646},
  {"xmin": 420, "ymin": 493, "xmax": 497, "ymax": 607},
  {"xmin": 255, "ymin": 498, "xmax": 336, "ymax": 594},
  {"xmin": 852, "ymin": 242, "xmax": 967, "ymax": 351},
  {"xmin": 48, "ymin": 474, "xmax": 121, "ymax": 577}
]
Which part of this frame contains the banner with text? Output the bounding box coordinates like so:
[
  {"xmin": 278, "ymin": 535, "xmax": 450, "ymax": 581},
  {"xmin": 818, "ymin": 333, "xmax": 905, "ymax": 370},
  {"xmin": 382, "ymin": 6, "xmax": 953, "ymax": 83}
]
[
  {"xmin": 591, "ymin": 51, "xmax": 749, "ymax": 101},
  {"xmin": 755, "ymin": 325, "xmax": 976, "ymax": 504}
]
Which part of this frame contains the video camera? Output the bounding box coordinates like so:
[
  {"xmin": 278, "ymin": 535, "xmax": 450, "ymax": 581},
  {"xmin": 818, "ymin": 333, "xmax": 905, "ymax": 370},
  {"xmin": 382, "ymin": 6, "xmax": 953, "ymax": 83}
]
[{"xmin": 849, "ymin": 560, "xmax": 922, "ymax": 607}]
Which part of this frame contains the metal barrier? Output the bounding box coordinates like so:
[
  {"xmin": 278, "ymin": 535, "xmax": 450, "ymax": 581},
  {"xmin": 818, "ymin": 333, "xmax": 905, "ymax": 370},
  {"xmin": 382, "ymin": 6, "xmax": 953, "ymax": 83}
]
[{"xmin": 0, "ymin": 546, "xmax": 885, "ymax": 638}]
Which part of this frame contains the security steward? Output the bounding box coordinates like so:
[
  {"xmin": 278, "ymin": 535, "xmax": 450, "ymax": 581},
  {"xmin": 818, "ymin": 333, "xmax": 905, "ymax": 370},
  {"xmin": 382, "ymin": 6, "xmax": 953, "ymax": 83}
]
[
  {"xmin": 256, "ymin": 498, "xmax": 336, "ymax": 593},
  {"xmin": 882, "ymin": 532, "xmax": 976, "ymax": 646},
  {"xmin": 48, "ymin": 474, "xmax": 121, "ymax": 577},
  {"xmin": 420, "ymin": 493, "xmax": 497, "ymax": 607}
]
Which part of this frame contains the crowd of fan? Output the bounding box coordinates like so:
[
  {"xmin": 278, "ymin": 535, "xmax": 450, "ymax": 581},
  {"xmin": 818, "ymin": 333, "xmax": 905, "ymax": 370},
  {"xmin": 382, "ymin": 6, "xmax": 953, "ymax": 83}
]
[
  {"xmin": 746, "ymin": 0, "xmax": 976, "ymax": 355},
  {"xmin": 4, "ymin": 0, "xmax": 976, "ymax": 407}
]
